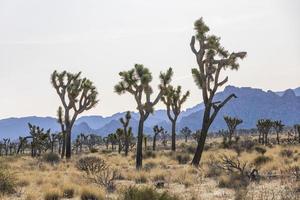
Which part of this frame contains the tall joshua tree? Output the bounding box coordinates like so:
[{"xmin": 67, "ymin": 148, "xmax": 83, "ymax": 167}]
[
  {"xmin": 152, "ymin": 125, "xmax": 164, "ymax": 151},
  {"xmin": 162, "ymin": 86, "xmax": 190, "ymax": 151},
  {"xmin": 273, "ymin": 120, "xmax": 284, "ymax": 144},
  {"xmin": 114, "ymin": 64, "xmax": 173, "ymax": 169},
  {"xmin": 180, "ymin": 126, "xmax": 192, "ymax": 143},
  {"xmin": 256, "ymin": 119, "xmax": 273, "ymax": 145},
  {"xmin": 223, "ymin": 116, "xmax": 243, "ymax": 145},
  {"xmin": 190, "ymin": 18, "xmax": 247, "ymax": 166},
  {"xmin": 51, "ymin": 71, "xmax": 98, "ymax": 159}
]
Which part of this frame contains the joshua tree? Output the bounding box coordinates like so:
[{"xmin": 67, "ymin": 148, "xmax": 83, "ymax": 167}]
[
  {"xmin": 180, "ymin": 127, "xmax": 192, "ymax": 143},
  {"xmin": 119, "ymin": 111, "xmax": 133, "ymax": 156},
  {"xmin": 161, "ymin": 85, "xmax": 190, "ymax": 151},
  {"xmin": 116, "ymin": 129, "xmax": 124, "ymax": 154},
  {"xmin": 107, "ymin": 133, "xmax": 117, "ymax": 150},
  {"xmin": 152, "ymin": 125, "xmax": 164, "ymax": 151},
  {"xmin": 256, "ymin": 119, "xmax": 273, "ymax": 145},
  {"xmin": 189, "ymin": 18, "xmax": 247, "ymax": 166},
  {"xmin": 27, "ymin": 123, "xmax": 51, "ymax": 157},
  {"xmin": 161, "ymin": 130, "xmax": 168, "ymax": 147},
  {"xmin": 114, "ymin": 64, "xmax": 173, "ymax": 169},
  {"xmin": 3, "ymin": 138, "xmax": 10, "ymax": 156},
  {"xmin": 273, "ymin": 120, "xmax": 284, "ymax": 144},
  {"xmin": 51, "ymin": 70, "xmax": 98, "ymax": 159},
  {"xmin": 223, "ymin": 116, "xmax": 243, "ymax": 145},
  {"xmin": 294, "ymin": 124, "xmax": 300, "ymax": 143}
]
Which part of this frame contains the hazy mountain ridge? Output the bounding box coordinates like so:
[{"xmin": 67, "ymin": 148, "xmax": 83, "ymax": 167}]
[{"xmin": 1, "ymin": 86, "xmax": 300, "ymax": 139}]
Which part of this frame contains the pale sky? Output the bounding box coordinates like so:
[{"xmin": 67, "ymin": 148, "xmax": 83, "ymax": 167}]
[{"xmin": 0, "ymin": 0, "xmax": 299, "ymax": 118}]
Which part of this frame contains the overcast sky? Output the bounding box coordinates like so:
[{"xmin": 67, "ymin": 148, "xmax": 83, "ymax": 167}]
[{"xmin": 0, "ymin": 0, "xmax": 299, "ymax": 119}]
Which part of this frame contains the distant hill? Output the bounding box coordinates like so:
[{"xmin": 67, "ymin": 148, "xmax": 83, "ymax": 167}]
[
  {"xmin": 179, "ymin": 86, "xmax": 300, "ymax": 131},
  {"xmin": 1, "ymin": 86, "xmax": 300, "ymax": 139}
]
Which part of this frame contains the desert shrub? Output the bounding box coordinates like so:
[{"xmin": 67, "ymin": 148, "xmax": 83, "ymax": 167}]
[
  {"xmin": 0, "ymin": 166, "xmax": 16, "ymax": 195},
  {"xmin": 90, "ymin": 148, "xmax": 98, "ymax": 153},
  {"xmin": 218, "ymin": 173, "xmax": 249, "ymax": 189},
  {"xmin": 62, "ymin": 187, "xmax": 75, "ymax": 198},
  {"xmin": 206, "ymin": 159, "xmax": 222, "ymax": 177},
  {"xmin": 80, "ymin": 188, "xmax": 104, "ymax": 200},
  {"xmin": 280, "ymin": 149, "xmax": 293, "ymax": 158},
  {"xmin": 176, "ymin": 153, "xmax": 190, "ymax": 164},
  {"xmin": 143, "ymin": 151, "xmax": 156, "ymax": 159},
  {"xmin": 17, "ymin": 179, "xmax": 30, "ymax": 187},
  {"xmin": 253, "ymin": 155, "xmax": 272, "ymax": 166},
  {"xmin": 254, "ymin": 146, "xmax": 267, "ymax": 155},
  {"xmin": 184, "ymin": 145, "xmax": 196, "ymax": 154},
  {"xmin": 92, "ymin": 168, "xmax": 118, "ymax": 192},
  {"xmin": 135, "ymin": 174, "xmax": 148, "ymax": 184},
  {"xmin": 101, "ymin": 149, "xmax": 112, "ymax": 154},
  {"xmin": 239, "ymin": 139, "xmax": 255, "ymax": 152},
  {"xmin": 76, "ymin": 156, "xmax": 107, "ymax": 175},
  {"xmin": 153, "ymin": 174, "xmax": 165, "ymax": 182},
  {"xmin": 44, "ymin": 190, "xmax": 60, "ymax": 200},
  {"xmin": 144, "ymin": 162, "xmax": 157, "ymax": 171},
  {"xmin": 42, "ymin": 152, "xmax": 60, "ymax": 165},
  {"xmin": 234, "ymin": 188, "xmax": 249, "ymax": 200},
  {"xmin": 231, "ymin": 144, "xmax": 243, "ymax": 156},
  {"xmin": 122, "ymin": 187, "xmax": 179, "ymax": 200}
]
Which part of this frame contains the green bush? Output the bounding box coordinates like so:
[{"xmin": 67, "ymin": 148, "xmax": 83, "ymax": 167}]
[
  {"xmin": 253, "ymin": 155, "xmax": 272, "ymax": 166},
  {"xmin": 280, "ymin": 149, "xmax": 293, "ymax": 158},
  {"xmin": 254, "ymin": 146, "xmax": 267, "ymax": 155},
  {"xmin": 42, "ymin": 152, "xmax": 60, "ymax": 165},
  {"xmin": 122, "ymin": 187, "xmax": 179, "ymax": 200},
  {"xmin": 90, "ymin": 148, "xmax": 98, "ymax": 153},
  {"xmin": 0, "ymin": 166, "xmax": 16, "ymax": 195},
  {"xmin": 143, "ymin": 151, "xmax": 156, "ymax": 159},
  {"xmin": 176, "ymin": 153, "xmax": 190, "ymax": 164}
]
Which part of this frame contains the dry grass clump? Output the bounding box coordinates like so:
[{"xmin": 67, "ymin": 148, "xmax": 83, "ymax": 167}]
[
  {"xmin": 80, "ymin": 186, "xmax": 105, "ymax": 200},
  {"xmin": 121, "ymin": 186, "xmax": 179, "ymax": 200},
  {"xmin": 0, "ymin": 164, "xmax": 16, "ymax": 195},
  {"xmin": 44, "ymin": 188, "xmax": 60, "ymax": 200}
]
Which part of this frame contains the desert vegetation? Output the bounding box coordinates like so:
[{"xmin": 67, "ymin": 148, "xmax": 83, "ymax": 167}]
[{"xmin": 0, "ymin": 17, "xmax": 299, "ymax": 200}]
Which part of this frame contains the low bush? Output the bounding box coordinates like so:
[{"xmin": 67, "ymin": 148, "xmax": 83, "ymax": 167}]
[
  {"xmin": 143, "ymin": 151, "xmax": 156, "ymax": 159},
  {"xmin": 90, "ymin": 148, "xmax": 98, "ymax": 153},
  {"xmin": 218, "ymin": 173, "xmax": 249, "ymax": 189},
  {"xmin": 0, "ymin": 165, "xmax": 16, "ymax": 195},
  {"xmin": 80, "ymin": 188, "xmax": 104, "ymax": 200},
  {"xmin": 122, "ymin": 187, "xmax": 179, "ymax": 200},
  {"xmin": 44, "ymin": 190, "xmax": 60, "ymax": 200},
  {"xmin": 42, "ymin": 152, "xmax": 60, "ymax": 165},
  {"xmin": 135, "ymin": 174, "xmax": 148, "ymax": 184},
  {"xmin": 62, "ymin": 187, "xmax": 75, "ymax": 198},
  {"xmin": 280, "ymin": 149, "xmax": 293, "ymax": 158},
  {"xmin": 176, "ymin": 153, "xmax": 190, "ymax": 164},
  {"xmin": 76, "ymin": 156, "xmax": 107, "ymax": 175},
  {"xmin": 254, "ymin": 146, "xmax": 267, "ymax": 155},
  {"xmin": 253, "ymin": 155, "xmax": 272, "ymax": 166},
  {"xmin": 144, "ymin": 161, "xmax": 157, "ymax": 171}
]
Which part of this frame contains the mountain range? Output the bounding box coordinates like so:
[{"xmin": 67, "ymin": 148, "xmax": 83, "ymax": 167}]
[{"xmin": 1, "ymin": 85, "xmax": 300, "ymax": 140}]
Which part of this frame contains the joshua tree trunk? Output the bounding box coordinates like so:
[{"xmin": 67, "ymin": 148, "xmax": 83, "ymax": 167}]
[
  {"xmin": 136, "ymin": 117, "xmax": 144, "ymax": 169},
  {"xmin": 171, "ymin": 120, "xmax": 176, "ymax": 151},
  {"xmin": 124, "ymin": 138, "xmax": 129, "ymax": 156},
  {"xmin": 65, "ymin": 129, "xmax": 72, "ymax": 159},
  {"xmin": 192, "ymin": 112, "xmax": 210, "ymax": 165},
  {"xmin": 153, "ymin": 135, "xmax": 157, "ymax": 151},
  {"xmin": 276, "ymin": 132, "xmax": 280, "ymax": 144}
]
